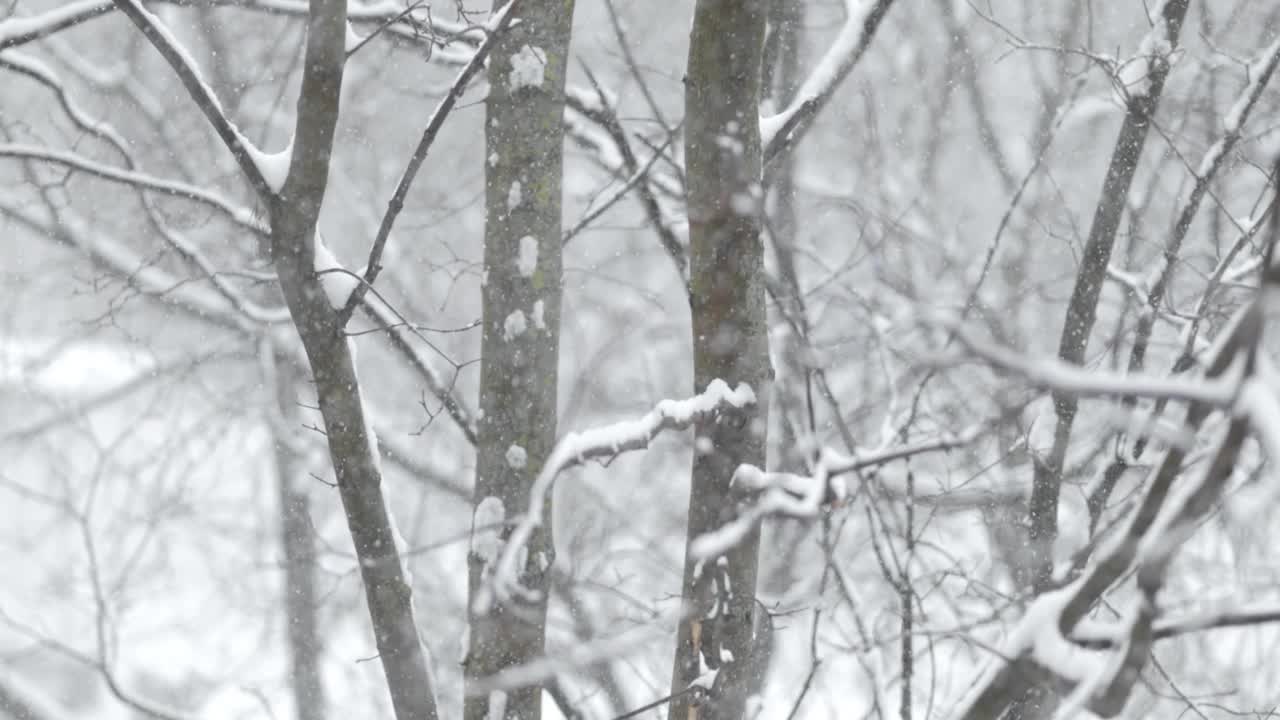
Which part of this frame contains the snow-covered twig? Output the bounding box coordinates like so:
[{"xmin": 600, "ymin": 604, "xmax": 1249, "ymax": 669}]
[
  {"xmin": 0, "ymin": 50, "xmax": 130, "ymax": 154},
  {"xmin": 690, "ymin": 428, "xmax": 980, "ymax": 560},
  {"xmin": 1072, "ymin": 600, "xmax": 1280, "ymax": 647},
  {"xmin": 477, "ymin": 380, "xmax": 758, "ymax": 612},
  {"xmin": 1113, "ymin": 0, "xmax": 1180, "ymax": 101},
  {"xmin": 760, "ymin": 0, "xmax": 896, "ymax": 163},
  {"xmin": 4, "ymin": 202, "xmax": 260, "ymax": 333},
  {"xmin": 0, "ymin": 144, "xmax": 266, "ymax": 233},
  {"xmin": 936, "ymin": 314, "xmax": 1242, "ymax": 407},
  {"xmin": 0, "ymin": 0, "xmax": 112, "ymax": 50},
  {"xmin": 562, "ymin": 128, "xmax": 678, "ymax": 246},
  {"xmin": 248, "ymin": 0, "xmax": 476, "ymax": 63},
  {"xmin": 1120, "ymin": 32, "xmax": 1280, "ymax": 386},
  {"xmin": 564, "ymin": 82, "xmax": 687, "ymax": 281},
  {"xmin": 111, "ymin": 0, "xmax": 278, "ymax": 198},
  {"xmin": 952, "ymin": 294, "xmax": 1261, "ymax": 719},
  {"xmin": 0, "ymin": 142, "xmax": 287, "ymax": 323}
]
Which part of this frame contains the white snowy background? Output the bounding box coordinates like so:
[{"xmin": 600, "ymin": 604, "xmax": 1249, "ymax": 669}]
[{"xmin": 4, "ymin": 0, "xmax": 1280, "ymax": 718}]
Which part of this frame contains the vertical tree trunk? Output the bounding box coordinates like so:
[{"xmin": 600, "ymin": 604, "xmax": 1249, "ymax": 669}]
[
  {"xmin": 1029, "ymin": 0, "xmax": 1190, "ymax": 595},
  {"xmin": 110, "ymin": 1, "xmax": 441, "ymax": 718},
  {"xmin": 264, "ymin": 4, "xmax": 440, "ymax": 718},
  {"xmin": 670, "ymin": 1, "xmax": 771, "ymax": 718},
  {"xmin": 1014, "ymin": 3, "xmax": 1190, "ymax": 719},
  {"xmin": 272, "ymin": 357, "xmax": 326, "ymax": 720},
  {"xmin": 759, "ymin": 0, "xmax": 807, "ymax": 602},
  {"xmin": 464, "ymin": 1, "xmax": 574, "ymax": 718}
]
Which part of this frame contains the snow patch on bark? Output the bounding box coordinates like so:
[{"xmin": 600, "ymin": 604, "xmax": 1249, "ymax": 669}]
[
  {"xmin": 508, "ymin": 45, "xmax": 546, "ymax": 91},
  {"xmin": 507, "ymin": 180, "xmax": 523, "ymax": 212},
  {"xmin": 471, "ymin": 496, "xmax": 505, "ymax": 565},
  {"xmin": 505, "ymin": 444, "xmax": 527, "ymax": 469},
  {"xmin": 343, "ymin": 21, "xmax": 363, "ymax": 53},
  {"xmin": 504, "ymin": 310, "xmax": 527, "ymax": 340},
  {"xmin": 532, "ymin": 299, "xmax": 546, "ymax": 330},
  {"xmin": 517, "ymin": 235, "xmax": 538, "ymax": 277},
  {"xmin": 458, "ymin": 625, "xmax": 470, "ymax": 664},
  {"xmin": 486, "ymin": 690, "xmax": 508, "ymax": 720},
  {"xmin": 314, "ymin": 233, "xmax": 359, "ymax": 310},
  {"xmin": 244, "ymin": 136, "xmax": 293, "ymax": 193}
]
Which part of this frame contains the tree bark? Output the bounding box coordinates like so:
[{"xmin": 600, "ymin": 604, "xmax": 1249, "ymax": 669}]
[
  {"xmin": 670, "ymin": 1, "xmax": 771, "ymax": 718},
  {"xmin": 464, "ymin": 1, "xmax": 574, "ymax": 718},
  {"xmin": 272, "ymin": 356, "xmax": 326, "ymax": 720},
  {"xmin": 1029, "ymin": 0, "xmax": 1191, "ymax": 594}
]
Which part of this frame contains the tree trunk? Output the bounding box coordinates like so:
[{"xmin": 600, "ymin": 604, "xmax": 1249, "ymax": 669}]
[
  {"xmin": 670, "ymin": 1, "xmax": 771, "ymax": 718},
  {"xmin": 272, "ymin": 356, "xmax": 326, "ymax": 720},
  {"xmin": 759, "ymin": 0, "xmax": 807, "ymax": 601},
  {"xmin": 265, "ymin": 3, "xmax": 440, "ymax": 718},
  {"xmin": 464, "ymin": 1, "xmax": 575, "ymax": 718}
]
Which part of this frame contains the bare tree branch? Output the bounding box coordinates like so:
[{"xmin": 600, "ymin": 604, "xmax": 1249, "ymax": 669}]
[
  {"xmin": 111, "ymin": 0, "xmax": 274, "ymax": 198},
  {"xmin": 340, "ymin": 0, "xmax": 521, "ymax": 325},
  {"xmin": 760, "ymin": 0, "xmax": 896, "ymax": 164}
]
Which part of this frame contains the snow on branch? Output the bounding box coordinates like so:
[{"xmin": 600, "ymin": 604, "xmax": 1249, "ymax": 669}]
[
  {"xmin": 0, "ymin": 50, "xmax": 130, "ymax": 155},
  {"xmin": 562, "ymin": 84, "xmax": 686, "ymax": 281},
  {"xmin": 0, "ymin": 0, "xmax": 112, "ymax": 50},
  {"xmin": 934, "ymin": 313, "xmax": 1242, "ymax": 407},
  {"xmin": 0, "ymin": 143, "xmax": 267, "ymax": 234},
  {"xmin": 5, "ymin": 202, "xmax": 262, "ymax": 333},
  {"xmin": 564, "ymin": 86, "xmax": 683, "ymax": 200},
  {"xmin": 475, "ymin": 379, "xmax": 758, "ymax": 613},
  {"xmin": 111, "ymin": 0, "xmax": 277, "ymax": 198},
  {"xmin": 1073, "ymin": 601, "xmax": 1280, "ymax": 646},
  {"xmin": 233, "ymin": 0, "xmax": 477, "ymax": 63},
  {"xmin": 314, "ymin": 232, "xmax": 362, "ymax": 310},
  {"xmin": 951, "ymin": 297, "xmax": 1265, "ymax": 720},
  {"xmin": 1195, "ymin": 35, "xmax": 1280, "ymax": 178},
  {"xmin": 1114, "ymin": 0, "xmax": 1179, "ymax": 100},
  {"xmin": 690, "ymin": 428, "xmax": 980, "ymax": 560},
  {"xmin": 760, "ymin": 0, "xmax": 896, "ymax": 163}
]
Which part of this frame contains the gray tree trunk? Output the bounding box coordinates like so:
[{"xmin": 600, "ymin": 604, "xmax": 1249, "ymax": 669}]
[
  {"xmin": 108, "ymin": 1, "xmax": 445, "ymax": 718},
  {"xmin": 262, "ymin": 4, "xmax": 441, "ymax": 718},
  {"xmin": 670, "ymin": 1, "xmax": 771, "ymax": 718},
  {"xmin": 272, "ymin": 357, "xmax": 326, "ymax": 720},
  {"xmin": 759, "ymin": 0, "xmax": 807, "ymax": 602},
  {"xmin": 464, "ymin": 1, "xmax": 575, "ymax": 719}
]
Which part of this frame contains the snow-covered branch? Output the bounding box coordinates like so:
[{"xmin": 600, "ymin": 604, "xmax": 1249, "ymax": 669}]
[
  {"xmin": 219, "ymin": 0, "xmax": 477, "ymax": 64},
  {"xmin": 0, "ymin": 50, "xmax": 131, "ymax": 156},
  {"xmin": 937, "ymin": 314, "xmax": 1243, "ymax": 407},
  {"xmin": 0, "ymin": 0, "xmax": 112, "ymax": 50},
  {"xmin": 476, "ymin": 380, "xmax": 758, "ymax": 612},
  {"xmin": 4, "ymin": 202, "xmax": 262, "ymax": 333},
  {"xmin": 111, "ymin": 0, "xmax": 277, "ymax": 198},
  {"xmin": 1072, "ymin": 600, "xmax": 1280, "ymax": 647},
  {"xmin": 760, "ymin": 0, "xmax": 896, "ymax": 163},
  {"xmin": 0, "ymin": 143, "xmax": 267, "ymax": 234},
  {"xmin": 952, "ymin": 293, "xmax": 1263, "ymax": 720},
  {"xmin": 563, "ymin": 85, "xmax": 686, "ymax": 280},
  {"xmin": 1113, "ymin": 0, "xmax": 1180, "ymax": 101},
  {"xmin": 690, "ymin": 428, "xmax": 981, "ymax": 560}
]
